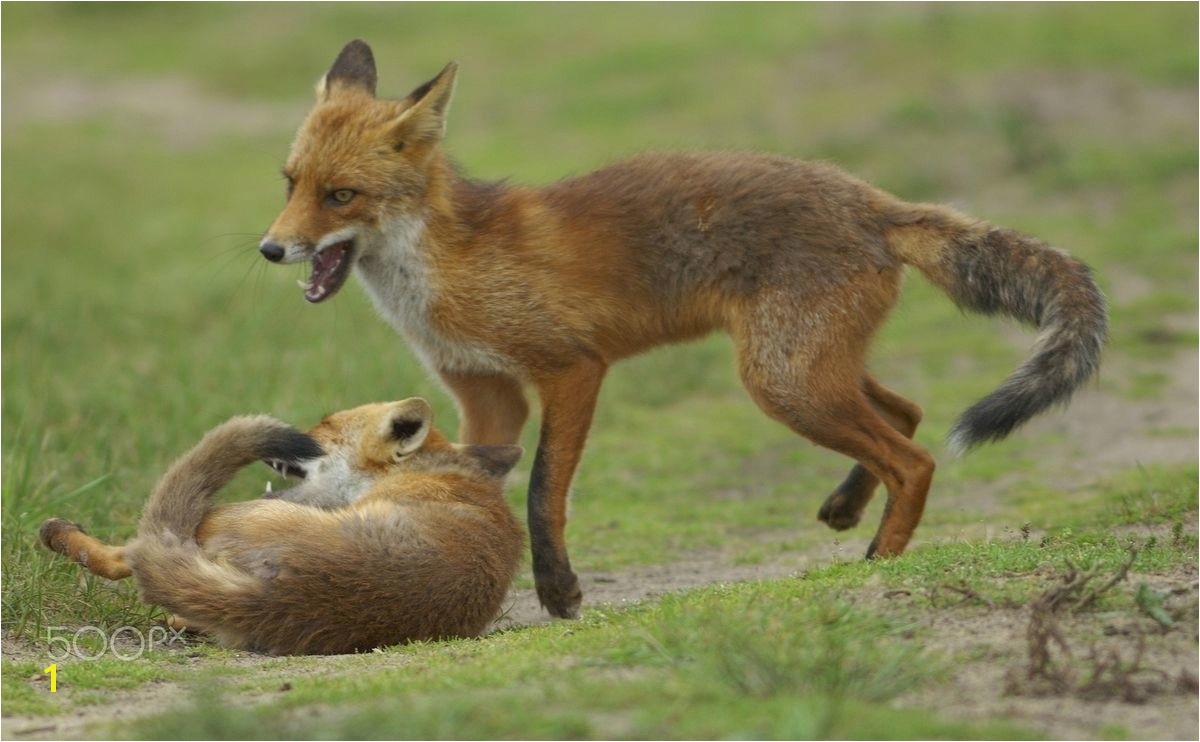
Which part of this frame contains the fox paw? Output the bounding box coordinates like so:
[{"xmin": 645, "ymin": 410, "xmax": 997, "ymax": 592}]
[
  {"xmin": 817, "ymin": 493, "xmax": 864, "ymax": 531},
  {"xmin": 535, "ymin": 571, "xmax": 583, "ymax": 620},
  {"xmin": 39, "ymin": 518, "xmax": 86, "ymax": 554}
]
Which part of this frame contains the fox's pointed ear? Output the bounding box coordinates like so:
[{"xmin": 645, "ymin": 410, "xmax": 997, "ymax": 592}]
[
  {"xmin": 459, "ymin": 445, "xmax": 523, "ymax": 478},
  {"xmin": 391, "ymin": 62, "xmax": 457, "ymax": 147},
  {"xmin": 318, "ymin": 39, "xmax": 377, "ymax": 100},
  {"xmin": 382, "ymin": 398, "xmax": 433, "ymax": 457}
]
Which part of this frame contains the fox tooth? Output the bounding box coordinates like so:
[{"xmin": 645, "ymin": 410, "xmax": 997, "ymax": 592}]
[{"xmin": 297, "ymin": 279, "xmax": 312, "ymax": 290}]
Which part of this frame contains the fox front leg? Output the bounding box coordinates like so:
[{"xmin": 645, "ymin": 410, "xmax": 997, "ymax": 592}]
[{"xmin": 528, "ymin": 358, "xmax": 606, "ymax": 619}]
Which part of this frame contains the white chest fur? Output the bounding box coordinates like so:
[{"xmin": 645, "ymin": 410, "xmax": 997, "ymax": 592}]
[
  {"xmin": 274, "ymin": 448, "xmax": 373, "ymax": 508},
  {"xmin": 354, "ymin": 217, "xmax": 514, "ymax": 376}
]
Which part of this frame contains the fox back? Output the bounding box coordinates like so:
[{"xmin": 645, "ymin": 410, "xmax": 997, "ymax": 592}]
[{"xmin": 256, "ymin": 41, "xmax": 1107, "ymax": 620}]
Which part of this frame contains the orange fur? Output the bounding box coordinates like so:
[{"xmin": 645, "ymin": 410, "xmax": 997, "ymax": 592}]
[
  {"xmin": 40, "ymin": 399, "xmax": 524, "ymax": 655},
  {"xmin": 258, "ymin": 41, "xmax": 1107, "ymax": 618}
]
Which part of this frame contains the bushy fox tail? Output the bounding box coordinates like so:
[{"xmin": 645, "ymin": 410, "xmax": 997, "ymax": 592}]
[
  {"xmin": 137, "ymin": 415, "xmax": 323, "ymax": 541},
  {"xmin": 885, "ymin": 203, "xmax": 1107, "ymax": 454},
  {"xmin": 130, "ymin": 415, "xmax": 325, "ymax": 652}
]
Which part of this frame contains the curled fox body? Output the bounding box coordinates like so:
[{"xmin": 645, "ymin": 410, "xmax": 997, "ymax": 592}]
[
  {"xmin": 259, "ymin": 41, "xmax": 1108, "ymax": 619},
  {"xmin": 40, "ymin": 399, "xmax": 524, "ymax": 655}
]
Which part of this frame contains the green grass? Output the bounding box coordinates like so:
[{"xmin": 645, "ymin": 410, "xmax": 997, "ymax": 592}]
[
  {"xmin": 86, "ymin": 470, "xmax": 1200, "ymax": 739},
  {"xmin": 2, "ymin": 3, "xmax": 1196, "ymax": 738},
  {"xmin": 2, "ymin": 654, "xmax": 185, "ymax": 717},
  {"xmin": 3, "ymin": 459, "xmax": 1193, "ymax": 738},
  {"xmin": 124, "ymin": 582, "xmax": 998, "ymax": 739}
]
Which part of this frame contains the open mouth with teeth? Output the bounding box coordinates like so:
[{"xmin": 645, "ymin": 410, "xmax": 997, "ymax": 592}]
[
  {"xmin": 299, "ymin": 240, "xmax": 355, "ymax": 303},
  {"xmin": 261, "ymin": 459, "xmax": 308, "ymax": 499}
]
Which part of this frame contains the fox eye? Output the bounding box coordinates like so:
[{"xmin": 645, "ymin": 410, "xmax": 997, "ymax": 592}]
[
  {"xmin": 284, "ymin": 176, "xmax": 295, "ymax": 200},
  {"xmin": 330, "ymin": 189, "xmax": 356, "ymax": 205}
]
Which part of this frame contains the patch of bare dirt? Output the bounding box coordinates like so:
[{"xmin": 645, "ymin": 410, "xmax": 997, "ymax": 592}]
[
  {"xmin": 889, "ymin": 555, "xmax": 1199, "ymax": 741},
  {"xmin": 1017, "ymin": 348, "xmax": 1198, "ymax": 480},
  {"xmin": 491, "ymin": 532, "xmax": 871, "ymax": 630}
]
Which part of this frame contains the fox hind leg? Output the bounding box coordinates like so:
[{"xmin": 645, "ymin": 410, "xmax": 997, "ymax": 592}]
[
  {"xmin": 734, "ymin": 284, "xmax": 934, "ymax": 558},
  {"xmin": 740, "ymin": 365, "xmax": 935, "ymax": 558},
  {"xmin": 818, "ymin": 374, "xmax": 923, "ymax": 530},
  {"xmin": 168, "ymin": 614, "xmax": 208, "ymax": 634},
  {"xmin": 40, "ymin": 519, "xmax": 203, "ymax": 631},
  {"xmin": 39, "ymin": 518, "xmax": 132, "ymax": 580}
]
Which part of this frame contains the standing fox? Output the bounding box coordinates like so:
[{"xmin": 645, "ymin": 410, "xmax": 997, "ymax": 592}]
[
  {"xmin": 40, "ymin": 399, "xmax": 525, "ymax": 655},
  {"xmin": 259, "ymin": 41, "xmax": 1107, "ymax": 619}
]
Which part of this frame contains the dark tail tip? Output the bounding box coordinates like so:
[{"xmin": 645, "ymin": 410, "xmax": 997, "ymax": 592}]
[
  {"xmin": 257, "ymin": 429, "xmax": 324, "ymax": 466},
  {"xmin": 947, "ymin": 396, "xmax": 1039, "ymax": 455},
  {"xmin": 946, "ymin": 327, "xmax": 1103, "ymax": 455}
]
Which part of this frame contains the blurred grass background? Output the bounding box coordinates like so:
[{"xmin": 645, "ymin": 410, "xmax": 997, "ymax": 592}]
[{"xmin": 2, "ymin": 3, "xmax": 1196, "ymax": 636}]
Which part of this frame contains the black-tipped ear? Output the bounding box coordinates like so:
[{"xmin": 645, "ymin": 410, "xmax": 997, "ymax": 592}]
[
  {"xmin": 391, "ymin": 418, "xmax": 423, "ymax": 441},
  {"xmin": 402, "ymin": 63, "xmax": 453, "ymax": 108},
  {"xmin": 383, "ymin": 398, "xmax": 433, "ymax": 456},
  {"xmin": 392, "ymin": 62, "xmax": 457, "ymax": 145},
  {"xmin": 462, "ymin": 445, "xmax": 523, "ymax": 477},
  {"xmin": 323, "ymin": 39, "xmax": 377, "ymax": 98},
  {"xmin": 420, "ymin": 62, "xmax": 457, "ymax": 118}
]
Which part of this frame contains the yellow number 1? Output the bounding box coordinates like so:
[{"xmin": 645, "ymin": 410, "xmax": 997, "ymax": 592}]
[{"xmin": 43, "ymin": 664, "xmax": 56, "ymax": 692}]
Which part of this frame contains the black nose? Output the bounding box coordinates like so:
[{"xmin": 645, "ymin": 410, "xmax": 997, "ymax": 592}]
[{"xmin": 259, "ymin": 242, "xmax": 286, "ymax": 263}]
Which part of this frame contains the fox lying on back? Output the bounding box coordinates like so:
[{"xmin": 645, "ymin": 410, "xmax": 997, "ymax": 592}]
[{"xmin": 40, "ymin": 399, "xmax": 524, "ymax": 655}]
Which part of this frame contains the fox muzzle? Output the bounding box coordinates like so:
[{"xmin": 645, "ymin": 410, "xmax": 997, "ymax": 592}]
[{"xmin": 259, "ymin": 242, "xmax": 286, "ymax": 262}]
